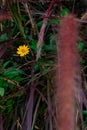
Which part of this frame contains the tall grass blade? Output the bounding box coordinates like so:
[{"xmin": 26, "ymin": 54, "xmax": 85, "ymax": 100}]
[{"xmin": 7, "ymin": 0, "xmax": 26, "ymax": 39}]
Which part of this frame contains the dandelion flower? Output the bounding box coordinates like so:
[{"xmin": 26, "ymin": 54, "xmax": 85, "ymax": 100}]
[{"xmin": 17, "ymin": 45, "xmax": 30, "ymax": 57}]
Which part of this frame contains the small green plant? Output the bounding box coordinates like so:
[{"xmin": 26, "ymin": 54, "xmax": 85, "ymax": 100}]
[{"xmin": 0, "ymin": 61, "xmax": 24, "ymax": 96}]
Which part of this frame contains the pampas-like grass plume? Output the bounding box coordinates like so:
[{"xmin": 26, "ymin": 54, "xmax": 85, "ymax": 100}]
[{"xmin": 56, "ymin": 14, "xmax": 80, "ymax": 130}]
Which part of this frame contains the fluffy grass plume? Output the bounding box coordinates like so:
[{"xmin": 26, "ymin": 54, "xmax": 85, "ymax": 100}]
[{"xmin": 56, "ymin": 14, "xmax": 80, "ymax": 130}]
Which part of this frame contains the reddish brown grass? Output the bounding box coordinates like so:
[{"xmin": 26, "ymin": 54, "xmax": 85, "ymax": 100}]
[{"xmin": 56, "ymin": 14, "xmax": 80, "ymax": 130}]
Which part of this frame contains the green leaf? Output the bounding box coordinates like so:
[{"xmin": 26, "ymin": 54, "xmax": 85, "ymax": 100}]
[
  {"xmin": 37, "ymin": 21, "xmax": 43, "ymax": 27},
  {"xmin": 2, "ymin": 60, "xmax": 11, "ymax": 69},
  {"xmin": 0, "ymin": 87, "xmax": 4, "ymax": 96},
  {"xmin": 6, "ymin": 100, "xmax": 13, "ymax": 112},
  {"xmin": 6, "ymin": 100, "xmax": 13, "ymax": 106},
  {"xmin": 78, "ymin": 41, "xmax": 85, "ymax": 52},
  {"xmin": 30, "ymin": 40, "xmax": 37, "ymax": 51},
  {"xmin": 14, "ymin": 76, "xmax": 23, "ymax": 82},
  {"xmin": 0, "ymin": 33, "xmax": 7, "ymax": 41},
  {"xmin": 82, "ymin": 110, "xmax": 87, "ymax": 115},
  {"xmin": 60, "ymin": 8, "xmax": 69, "ymax": 17},
  {"xmin": 9, "ymin": 84, "xmax": 14, "ymax": 89},
  {"xmin": 42, "ymin": 34, "xmax": 55, "ymax": 52},
  {"xmin": 2, "ymin": 80, "xmax": 8, "ymax": 88},
  {"xmin": 2, "ymin": 68, "xmax": 24, "ymax": 79},
  {"xmin": 34, "ymin": 64, "xmax": 41, "ymax": 72},
  {"xmin": 52, "ymin": 19, "xmax": 60, "ymax": 24}
]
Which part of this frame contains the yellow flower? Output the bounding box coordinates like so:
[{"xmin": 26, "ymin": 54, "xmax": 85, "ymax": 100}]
[{"xmin": 17, "ymin": 45, "xmax": 30, "ymax": 57}]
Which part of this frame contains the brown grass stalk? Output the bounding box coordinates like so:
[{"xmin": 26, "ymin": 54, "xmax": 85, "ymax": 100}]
[{"xmin": 36, "ymin": 0, "xmax": 61, "ymax": 60}]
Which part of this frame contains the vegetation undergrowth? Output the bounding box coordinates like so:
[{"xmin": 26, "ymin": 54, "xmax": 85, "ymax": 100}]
[{"xmin": 0, "ymin": 0, "xmax": 87, "ymax": 130}]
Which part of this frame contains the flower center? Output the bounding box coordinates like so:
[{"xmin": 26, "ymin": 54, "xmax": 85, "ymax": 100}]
[{"xmin": 21, "ymin": 49, "xmax": 26, "ymax": 53}]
